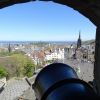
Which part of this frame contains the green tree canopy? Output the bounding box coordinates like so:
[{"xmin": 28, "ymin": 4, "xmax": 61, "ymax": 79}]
[
  {"xmin": 0, "ymin": 53, "xmax": 36, "ymax": 78},
  {"xmin": 11, "ymin": 54, "xmax": 36, "ymax": 77},
  {"xmin": 0, "ymin": 65, "xmax": 8, "ymax": 78},
  {"xmin": 23, "ymin": 60, "xmax": 35, "ymax": 77}
]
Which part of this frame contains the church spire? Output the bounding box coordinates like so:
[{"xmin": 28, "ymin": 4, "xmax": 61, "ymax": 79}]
[
  {"xmin": 77, "ymin": 31, "xmax": 82, "ymax": 48},
  {"xmin": 79, "ymin": 31, "xmax": 81, "ymax": 39}
]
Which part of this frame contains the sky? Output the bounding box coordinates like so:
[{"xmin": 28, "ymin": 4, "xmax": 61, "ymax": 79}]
[{"xmin": 0, "ymin": 1, "xmax": 96, "ymax": 41}]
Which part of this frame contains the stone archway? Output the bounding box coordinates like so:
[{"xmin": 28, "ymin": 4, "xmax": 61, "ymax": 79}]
[{"xmin": 0, "ymin": 0, "xmax": 100, "ymax": 95}]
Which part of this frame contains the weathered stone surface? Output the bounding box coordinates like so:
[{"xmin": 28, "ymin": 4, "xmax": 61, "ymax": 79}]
[
  {"xmin": 0, "ymin": 79, "xmax": 30, "ymax": 100},
  {"xmin": 94, "ymin": 26, "xmax": 100, "ymax": 94},
  {"xmin": 63, "ymin": 59, "xmax": 94, "ymax": 82}
]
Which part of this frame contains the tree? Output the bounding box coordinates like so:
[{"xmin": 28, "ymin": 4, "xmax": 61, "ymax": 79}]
[
  {"xmin": 0, "ymin": 65, "xmax": 8, "ymax": 78},
  {"xmin": 0, "ymin": 53, "xmax": 36, "ymax": 78},
  {"xmin": 23, "ymin": 61, "xmax": 35, "ymax": 77},
  {"xmin": 8, "ymin": 44, "xmax": 11, "ymax": 53},
  {"xmin": 11, "ymin": 54, "xmax": 28, "ymax": 77},
  {"xmin": 12, "ymin": 54, "xmax": 36, "ymax": 77}
]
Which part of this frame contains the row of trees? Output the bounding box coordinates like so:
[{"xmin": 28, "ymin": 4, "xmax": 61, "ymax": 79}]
[{"xmin": 0, "ymin": 50, "xmax": 25, "ymax": 57}]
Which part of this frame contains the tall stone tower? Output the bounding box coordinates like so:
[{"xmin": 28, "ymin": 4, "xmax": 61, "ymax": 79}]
[{"xmin": 77, "ymin": 31, "xmax": 82, "ymax": 49}]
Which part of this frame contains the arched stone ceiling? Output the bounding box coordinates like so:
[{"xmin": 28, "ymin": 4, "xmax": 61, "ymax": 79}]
[{"xmin": 0, "ymin": 0, "xmax": 100, "ymax": 26}]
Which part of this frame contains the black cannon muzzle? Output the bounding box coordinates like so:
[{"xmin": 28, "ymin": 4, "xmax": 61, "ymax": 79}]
[{"xmin": 33, "ymin": 63, "xmax": 97, "ymax": 100}]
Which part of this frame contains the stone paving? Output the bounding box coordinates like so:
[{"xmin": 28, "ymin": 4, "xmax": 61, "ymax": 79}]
[
  {"xmin": 19, "ymin": 87, "xmax": 36, "ymax": 100},
  {"xmin": 64, "ymin": 59, "xmax": 94, "ymax": 82},
  {"xmin": 0, "ymin": 78, "xmax": 30, "ymax": 100}
]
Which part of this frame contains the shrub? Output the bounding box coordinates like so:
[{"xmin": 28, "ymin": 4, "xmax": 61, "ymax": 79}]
[
  {"xmin": 23, "ymin": 61, "xmax": 35, "ymax": 77},
  {"xmin": 0, "ymin": 66, "xmax": 8, "ymax": 78}
]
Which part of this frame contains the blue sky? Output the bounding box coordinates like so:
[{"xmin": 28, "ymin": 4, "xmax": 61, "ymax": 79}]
[{"xmin": 0, "ymin": 1, "xmax": 96, "ymax": 41}]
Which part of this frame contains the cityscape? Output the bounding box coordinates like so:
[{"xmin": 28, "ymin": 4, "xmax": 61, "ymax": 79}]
[
  {"xmin": 0, "ymin": 33, "xmax": 95, "ymax": 100},
  {"xmin": 0, "ymin": 1, "xmax": 97, "ymax": 100}
]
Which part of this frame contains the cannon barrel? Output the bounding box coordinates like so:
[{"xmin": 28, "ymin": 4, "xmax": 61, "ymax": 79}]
[{"xmin": 33, "ymin": 63, "xmax": 97, "ymax": 100}]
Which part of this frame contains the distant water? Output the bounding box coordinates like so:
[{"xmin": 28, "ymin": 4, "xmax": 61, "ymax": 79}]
[
  {"xmin": 0, "ymin": 41, "xmax": 32, "ymax": 44},
  {"xmin": 0, "ymin": 41, "xmax": 77, "ymax": 45}
]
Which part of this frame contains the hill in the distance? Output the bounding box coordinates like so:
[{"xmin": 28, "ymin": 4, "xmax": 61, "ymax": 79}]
[{"xmin": 82, "ymin": 39, "xmax": 95, "ymax": 45}]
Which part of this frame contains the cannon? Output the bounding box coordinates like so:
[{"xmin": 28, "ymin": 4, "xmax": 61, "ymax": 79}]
[{"xmin": 33, "ymin": 63, "xmax": 98, "ymax": 100}]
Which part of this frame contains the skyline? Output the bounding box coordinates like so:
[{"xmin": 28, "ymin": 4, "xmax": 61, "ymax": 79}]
[{"xmin": 0, "ymin": 1, "xmax": 96, "ymax": 41}]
